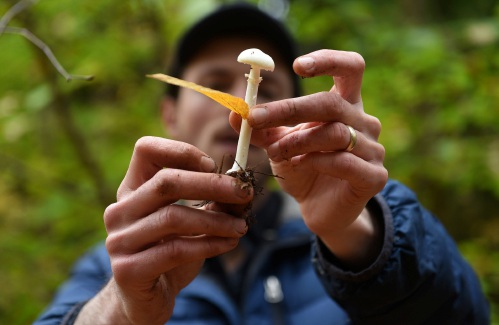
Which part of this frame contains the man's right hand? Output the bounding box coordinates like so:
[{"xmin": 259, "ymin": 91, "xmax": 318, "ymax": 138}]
[{"xmin": 75, "ymin": 137, "xmax": 251, "ymax": 324}]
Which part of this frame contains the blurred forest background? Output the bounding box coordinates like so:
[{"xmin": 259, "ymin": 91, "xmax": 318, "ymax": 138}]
[{"xmin": 0, "ymin": 0, "xmax": 497, "ymax": 323}]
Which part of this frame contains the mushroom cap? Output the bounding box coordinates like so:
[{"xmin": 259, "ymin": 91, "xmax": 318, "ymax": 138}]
[{"xmin": 237, "ymin": 48, "xmax": 275, "ymax": 71}]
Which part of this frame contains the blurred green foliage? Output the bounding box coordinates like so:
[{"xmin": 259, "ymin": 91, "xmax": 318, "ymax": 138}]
[{"xmin": 0, "ymin": 0, "xmax": 497, "ymax": 323}]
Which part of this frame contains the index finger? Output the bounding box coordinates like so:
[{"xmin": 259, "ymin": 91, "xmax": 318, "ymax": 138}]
[
  {"xmin": 247, "ymin": 91, "xmax": 363, "ymax": 131},
  {"xmin": 293, "ymin": 49, "xmax": 365, "ymax": 104},
  {"xmin": 120, "ymin": 137, "xmax": 216, "ymax": 197}
]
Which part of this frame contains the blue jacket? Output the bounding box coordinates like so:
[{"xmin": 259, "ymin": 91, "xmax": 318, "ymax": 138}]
[{"xmin": 35, "ymin": 180, "xmax": 489, "ymax": 324}]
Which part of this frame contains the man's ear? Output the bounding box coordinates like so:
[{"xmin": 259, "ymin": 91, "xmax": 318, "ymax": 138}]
[{"xmin": 161, "ymin": 95, "xmax": 178, "ymax": 137}]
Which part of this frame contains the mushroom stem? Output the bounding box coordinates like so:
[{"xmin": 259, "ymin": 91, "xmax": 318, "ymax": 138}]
[
  {"xmin": 229, "ymin": 67, "xmax": 261, "ymax": 172},
  {"xmin": 227, "ymin": 48, "xmax": 274, "ymax": 174}
]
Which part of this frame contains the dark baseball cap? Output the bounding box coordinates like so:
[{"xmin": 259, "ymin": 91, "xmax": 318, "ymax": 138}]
[{"xmin": 167, "ymin": 2, "xmax": 301, "ymax": 98}]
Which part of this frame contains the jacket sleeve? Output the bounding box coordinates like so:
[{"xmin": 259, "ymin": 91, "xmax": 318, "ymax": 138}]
[
  {"xmin": 312, "ymin": 179, "xmax": 490, "ymax": 324},
  {"xmin": 34, "ymin": 244, "xmax": 112, "ymax": 325}
]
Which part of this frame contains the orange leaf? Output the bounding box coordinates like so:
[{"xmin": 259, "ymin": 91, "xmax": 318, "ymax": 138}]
[{"xmin": 147, "ymin": 74, "xmax": 249, "ymax": 119}]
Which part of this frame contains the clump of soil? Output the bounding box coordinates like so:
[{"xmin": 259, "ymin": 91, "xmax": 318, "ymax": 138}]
[
  {"xmin": 195, "ymin": 156, "xmax": 281, "ymax": 226},
  {"xmin": 226, "ymin": 167, "xmax": 262, "ymax": 226},
  {"xmin": 194, "ymin": 154, "xmax": 264, "ymax": 226},
  {"xmin": 195, "ymin": 167, "xmax": 261, "ymax": 226}
]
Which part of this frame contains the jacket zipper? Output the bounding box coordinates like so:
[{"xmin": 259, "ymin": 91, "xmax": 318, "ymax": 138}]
[
  {"xmin": 239, "ymin": 235, "xmax": 311, "ymax": 324},
  {"xmin": 264, "ymin": 275, "xmax": 283, "ymax": 303},
  {"xmin": 264, "ymin": 275, "xmax": 285, "ymax": 325}
]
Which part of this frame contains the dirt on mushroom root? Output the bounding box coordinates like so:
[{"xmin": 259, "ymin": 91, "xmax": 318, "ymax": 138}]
[
  {"xmin": 226, "ymin": 167, "xmax": 263, "ymax": 226},
  {"xmin": 195, "ymin": 155, "xmax": 283, "ymax": 226},
  {"xmin": 195, "ymin": 166, "xmax": 262, "ymax": 226}
]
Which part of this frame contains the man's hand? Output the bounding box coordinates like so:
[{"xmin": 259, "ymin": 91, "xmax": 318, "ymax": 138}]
[
  {"xmin": 76, "ymin": 137, "xmax": 251, "ymax": 324},
  {"xmin": 230, "ymin": 50, "xmax": 388, "ymax": 269}
]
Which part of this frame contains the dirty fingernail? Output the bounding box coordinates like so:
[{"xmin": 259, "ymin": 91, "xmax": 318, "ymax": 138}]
[
  {"xmin": 232, "ymin": 179, "xmax": 251, "ymax": 198},
  {"xmin": 201, "ymin": 156, "xmax": 216, "ymax": 172},
  {"xmin": 297, "ymin": 56, "xmax": 315, "ymax": 73},
  {"xmin": 249, "ymin": 107, "xmax": 268, "ymax": 126}
]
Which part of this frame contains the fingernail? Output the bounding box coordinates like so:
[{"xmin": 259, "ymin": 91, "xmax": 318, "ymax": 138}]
[
  {"xmin": 249, "ymin": 107, "xmax": 268, "ymax": 126},
  {"xmin": 297, "ymin": 56, "xmax": 315, "ymax": 73},
  {"xmin": 233, "ymin": 179, "xmax": 251, "ymax": 198},
  {"xmin": 201, "ymin": 156, "xmax": 216, "ymax": 172},
  {"xmin": 235, "ymin": 219, "xmax": 248, "ymax": 234}
]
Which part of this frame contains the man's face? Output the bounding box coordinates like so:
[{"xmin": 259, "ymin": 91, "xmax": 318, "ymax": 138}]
[{"xmin": 163, "ymin": 36, "xmax": 294, "ymax": 173}]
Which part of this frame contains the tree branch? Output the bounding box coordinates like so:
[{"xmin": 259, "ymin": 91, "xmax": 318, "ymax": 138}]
[
  {"xmin": 0, "ymin": 0, "xmax": 94, "ymax": 82},
  {"xmin": 0, "ymin": 0, "xmax": 37, "ymax": 29},
  {"xmin": 1, "ymin": 0, "xmax": 111, "ymax": 206},
  {"xmin": 2, "ymin": 26, "xmax": 94, "ymax": 81}
]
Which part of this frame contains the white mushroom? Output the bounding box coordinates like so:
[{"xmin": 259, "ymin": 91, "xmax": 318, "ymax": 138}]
[
  {"xmin": 227, "ymin": 48, "xmax": 275, "ymax": 174},
  {"xmin": 238, "ymin": 48, "xmax": 275, "ymax": 71}
]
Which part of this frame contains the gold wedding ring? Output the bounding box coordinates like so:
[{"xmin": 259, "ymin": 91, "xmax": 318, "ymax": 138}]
[{"xmin": 345, "ymin": 125, "xmax": 357, "ymax": 152}]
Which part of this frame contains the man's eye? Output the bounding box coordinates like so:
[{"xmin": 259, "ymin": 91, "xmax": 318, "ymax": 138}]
[{"xmin": 206, "ymin": 81, "xmax": 230, "ymax": 92}]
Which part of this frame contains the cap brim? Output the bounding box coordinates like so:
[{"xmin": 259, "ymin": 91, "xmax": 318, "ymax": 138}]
[{"xmin": 168, "ymin": 3, "xmax": 301, "ymax": 97}]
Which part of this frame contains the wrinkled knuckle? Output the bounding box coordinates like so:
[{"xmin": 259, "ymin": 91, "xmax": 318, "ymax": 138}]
[
  {"xmin": 105, "ymin": 231, "xmax": 125, "ymax": 255},
  {"xmin": 157, "ymin": 205, "xmax": 179, "ymax": 230},
  {"xmin": 323, "ymin": 91, "xmax": 337, "ymax": 107},
  {"xmin": 134, "ymin": 136, "xmax": 155, "ymax": 155},
  {"xmin": 163, "ymin": 240, "xmax": 183, "ymax": 260},
  {"xmin": 176, "ymin": 141, "xmax": 195, "ymax": 158},
  {"xmin": 273, "ymin": 139, "xmax": 287, "ymax": 160},
  {"xmin": 282, "ymin": 99, "xmax": 298, "ymax": 121},
  {"xmin": 154, "ymin": 169, "xmax": 178, "ymax": 197},
  {"xmin": 111, "ymin": 256, "xmax": 135, "ymax": 284},
  {"xmin": 288, "ymin": 132, "xmax": 303, "ymax": 150},
  {"xmin": 364, "ymin": 164, "xmax": 388, "ymax": 193},
  {"xmin": 103, "ymin": 202, "xmax": 123, "ymax": 231},
  {"xmin": 376, "ymin": 143, "xmax": 386, "ymax": 162},
  {"xmin": 340, "ymin": 123, "xmax": 351, "ymax": 141},
  {"xmin": 327, "ymin": 122, "xmax": 345, "ymax": 144},
  {"xmin": 341, "ymin": 155, "xmax": 356, "ymax": 174},
  {"xmin": 374, "ymin": 167, "xmax": 389, "ymax": 192},
  {"xmin": 366, "ymin": 115, "xmax": 382, "ymax": 136},
  {"xmin": 323, "ymin": 92, "xmax": 344, "ymax": 117}
]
